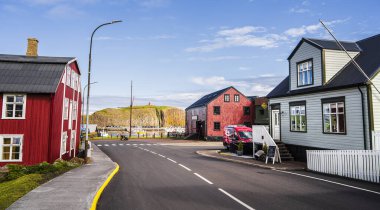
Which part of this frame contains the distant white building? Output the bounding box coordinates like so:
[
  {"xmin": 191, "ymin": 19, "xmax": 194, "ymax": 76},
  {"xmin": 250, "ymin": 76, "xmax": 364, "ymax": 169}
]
[{"xmin": 81, "ymin": 124, "xmax": 97, "ymax": 133}]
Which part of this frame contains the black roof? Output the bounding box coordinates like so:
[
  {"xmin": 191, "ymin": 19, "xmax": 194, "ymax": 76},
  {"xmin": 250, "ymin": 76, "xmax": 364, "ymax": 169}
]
[
  {"xmin": 0, "ymin": 54, "xmax": 75, "ymax": 93},
  {"xmin": 268, "ymin": 34, "xmax": 380, "ymax": 98},
  {"xmin": 288, "ymin": 37, "xmax": 361, "ymax": 60},
  {"xmin": 186, "ymin": 87, "xmax": 232, "ymax": 110}
]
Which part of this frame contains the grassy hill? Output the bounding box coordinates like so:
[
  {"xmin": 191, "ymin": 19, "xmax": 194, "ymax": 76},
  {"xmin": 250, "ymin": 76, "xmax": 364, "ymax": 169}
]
[{"xmin": 89, "ymin": 105, "xmax": 185, "ymax": 127}]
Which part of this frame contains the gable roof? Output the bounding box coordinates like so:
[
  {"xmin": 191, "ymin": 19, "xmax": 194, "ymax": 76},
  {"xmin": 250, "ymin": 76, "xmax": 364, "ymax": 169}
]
[
  {"xmin": 186, "ymin": 87, "xmax": 232, "ymax": 110},
  {"xmin": 268, "ymin": 34, "xmax": 380, "ymax": 98},
  {"xmin": 0, "ymin": 54, "xmax": 75, "ymax": 93},
  {"xmin": 287, "ymin": 37, "xmax": 361, "ymax": 60}
]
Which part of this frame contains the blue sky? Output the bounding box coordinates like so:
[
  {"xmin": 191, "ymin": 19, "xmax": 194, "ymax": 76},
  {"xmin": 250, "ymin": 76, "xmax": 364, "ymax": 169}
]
[{"xmin": 1, "ymin": 0, "xmax": 379, "ymax": 112}]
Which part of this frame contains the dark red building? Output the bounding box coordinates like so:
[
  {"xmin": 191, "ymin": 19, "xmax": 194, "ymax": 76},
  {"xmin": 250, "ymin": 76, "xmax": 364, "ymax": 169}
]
[
  {"xmin": 185, "ymin": 87, "xmax": 253, "ymax": 140},
  {"xmin": 0, "ymin": 38, "xmax": 82, "ymax": 166}
]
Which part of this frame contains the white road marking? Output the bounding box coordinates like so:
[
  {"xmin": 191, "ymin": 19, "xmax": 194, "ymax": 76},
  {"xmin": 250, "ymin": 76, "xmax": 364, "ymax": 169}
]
[
  {"xmin": 126, "ymin": 144, "xmax": 130, "ymax": 146},
  {"xmin": 274, "ymin": 170, "xmax": 380, "ymax": 195},
  {"xmin": 167, "ymin": 158, "xmax": 177, "ymax": 163},
  {"xmin": 133, "ymin": 144, "xmax": 137, "ymax": 145},
  {"xmin": 97, "ymin": 144, "xmax": 102, "ymax": 146},
  {"xmin": 144, "ymin": 149, "xmax": 149, "ymax": 151},
  {"xmin": 179, "ymin": 164, "xmax": 192, "ymax": 171},
  {"xmin": 140, "ymin": 144, "xmax": 144, "ymax": 145},
  {"xmin": 112, "ymin": 144, "xmax": 116, "ymax": 146},
  {"xmin": 151, "ymin": 151, "xmax": 157, "ymax": 154},
  {"xmin": 147, "ymin": 144, "xmax": 152, "ymax": 146},
  {"xmin": 119, "ymin": 144, "xmax": 124, "ymax": 146},
  {"xmin": 104, "ymin": 144, "xmax": 109, "ymax": 147},
  {"xmin": 194, "ymin": 173, "xmax": 213, "ymax": 185},
  {"xmin": 218, "ymin": 188, "xmax": 255, "ymax": 210},
  {"xmin": 158, "ymin": 154, "xmax": 166, "ymax": 158}
]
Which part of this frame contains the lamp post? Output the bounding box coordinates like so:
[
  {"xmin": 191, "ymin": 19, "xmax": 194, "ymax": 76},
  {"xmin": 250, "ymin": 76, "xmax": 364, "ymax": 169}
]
[
  {"xmin": 81, "ymin": 81, "xmax": 98, "ymax": 149},
  {"xmin": 85, "ymin": 20, "xmax": 122, "ymax": 157}
]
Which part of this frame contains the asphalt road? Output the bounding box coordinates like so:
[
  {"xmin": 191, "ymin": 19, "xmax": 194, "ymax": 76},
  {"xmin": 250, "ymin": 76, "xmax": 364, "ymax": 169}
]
[{"xmin": 96, "ymin": 140, "xmax": 380, "ymax": 210}]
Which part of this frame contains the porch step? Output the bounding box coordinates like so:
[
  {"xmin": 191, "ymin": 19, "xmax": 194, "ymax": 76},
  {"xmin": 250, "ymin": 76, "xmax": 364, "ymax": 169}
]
[{"xmin": 274, "ymin": 141, "xmax": 294, "ymax": 161}]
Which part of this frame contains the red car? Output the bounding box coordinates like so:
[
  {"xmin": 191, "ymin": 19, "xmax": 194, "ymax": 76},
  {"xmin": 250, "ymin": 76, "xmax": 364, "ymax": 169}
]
[{"xmin": 223, "ymin": 125, "xmax": 253, "ymax": 150}]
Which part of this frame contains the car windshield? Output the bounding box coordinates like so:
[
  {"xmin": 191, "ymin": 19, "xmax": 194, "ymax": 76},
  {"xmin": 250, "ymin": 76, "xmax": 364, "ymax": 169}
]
[{"xmin": 239, "ymin": 131, "xmax": 252, "ymax": 139}]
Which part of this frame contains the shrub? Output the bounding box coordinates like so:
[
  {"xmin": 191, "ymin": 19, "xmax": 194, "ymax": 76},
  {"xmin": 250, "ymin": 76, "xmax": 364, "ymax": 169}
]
[
  {"xmin": 262, "ymin": 143, "xmax": 268, "ymax": 154},
  {"xmin": 237, "ymin": 141, "xmax": 244, "ymax": 151}
]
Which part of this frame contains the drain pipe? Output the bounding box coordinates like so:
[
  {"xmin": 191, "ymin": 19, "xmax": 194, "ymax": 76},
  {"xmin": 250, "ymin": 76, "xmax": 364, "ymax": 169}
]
[{"xmin": 358, "ymin": 86, "xmax": 367, "ymax": 150}]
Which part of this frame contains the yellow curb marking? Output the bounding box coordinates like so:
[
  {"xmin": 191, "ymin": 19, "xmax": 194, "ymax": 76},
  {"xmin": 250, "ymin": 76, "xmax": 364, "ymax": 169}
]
[{"xmin": 90, "ymin": 163, "xmax": 120, "ymax": 210}]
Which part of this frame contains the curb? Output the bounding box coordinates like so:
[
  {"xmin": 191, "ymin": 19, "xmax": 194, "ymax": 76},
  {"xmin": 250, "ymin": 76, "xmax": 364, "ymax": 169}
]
[
  {"xmin": 90, "ymin": 162, "xmax": 120, "ymax": 210},
  {"xmin": 196, "ymin": 150, "xmax": 305, "ymax": 171}
]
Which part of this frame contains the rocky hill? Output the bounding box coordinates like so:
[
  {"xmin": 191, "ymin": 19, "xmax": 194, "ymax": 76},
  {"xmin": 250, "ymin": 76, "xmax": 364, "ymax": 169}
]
[{"xmin": 89, "ymin": 105, "xmax": 185, "ymax": 128}]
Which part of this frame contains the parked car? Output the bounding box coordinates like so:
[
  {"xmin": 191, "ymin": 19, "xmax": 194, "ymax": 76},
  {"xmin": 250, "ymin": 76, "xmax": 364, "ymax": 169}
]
[{"xmin": 223, "ymin": 125, "xmax": 253, "ymax": 153}]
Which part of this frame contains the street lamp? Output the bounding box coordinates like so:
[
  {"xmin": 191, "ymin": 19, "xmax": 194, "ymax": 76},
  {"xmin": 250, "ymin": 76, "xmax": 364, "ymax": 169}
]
[
  {"xmin": 81, "ymin": 81, "xmax": 98, "ymax": 149},
  {"xmin": 85, "ymin": 20, "xmax": 122, "ymax": 157}
]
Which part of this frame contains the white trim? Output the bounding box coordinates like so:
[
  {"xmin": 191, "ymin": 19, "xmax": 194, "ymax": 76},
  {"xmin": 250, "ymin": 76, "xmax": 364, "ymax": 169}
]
[
  {"xmin": 63, "ymin": 98, "xmax": 69, "ymax": 120},
  {"xmin": 68, "ymin": 100, "xmax": 73, "ymax": 129},
  {"xmin": 60, "ymin": 67, "xmax": 68, "ymax": 158},
  {"xmin": 0, "ymin": 134, "xmax": 23, "ymax": 162},
  {"xmin": 2, "ymin": 94, "xmax": 27, "ymax": 120},
  {"xmin": 61, "ymin": 131, "xmax": 68, "ymax": 155}
]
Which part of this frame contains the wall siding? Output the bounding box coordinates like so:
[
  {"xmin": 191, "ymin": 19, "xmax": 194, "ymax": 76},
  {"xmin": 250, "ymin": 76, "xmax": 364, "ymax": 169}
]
[
  {"xmin": 269, "ymin": 87, "xmax": 370, "ymax": 150},
  {"xmin": 290, "ymin": 42, "xmax": 322, "ymax": 90},
  {"xmin": 371, "ymin": 73, "xmax": 380, "ymax": 131},
  {"xmin": 324, "ymin": 49, "xmax": 359, "ymax": 83},
  {"xmin": 186, "ymin": 106, "xmax": 206, "ymax": 134}
]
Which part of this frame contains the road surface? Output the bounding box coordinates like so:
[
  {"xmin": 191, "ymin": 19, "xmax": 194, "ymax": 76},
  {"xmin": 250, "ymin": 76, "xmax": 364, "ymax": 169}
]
[{"xmin": 95, "ymin": 140, "xmax": 380, "ymax": 210}]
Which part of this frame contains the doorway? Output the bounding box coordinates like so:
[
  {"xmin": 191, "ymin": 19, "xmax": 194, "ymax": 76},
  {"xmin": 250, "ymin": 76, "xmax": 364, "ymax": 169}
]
[{"xmin": 271, "ymin": 110, "xmax": 280, "ymax": 140}]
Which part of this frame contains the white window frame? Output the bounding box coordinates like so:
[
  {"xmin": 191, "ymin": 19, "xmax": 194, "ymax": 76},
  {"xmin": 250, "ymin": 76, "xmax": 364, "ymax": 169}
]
[
  {"xmin": 2, "ymin": 94, "xmax": 27, "ymax": 119},
  {"xmin": 0, "ymin": 135, "xmax": 23, "ymax": 162},
  {"xmin": 70, "ymin": 130, "xmax": 76, "ymax": 150},
  {"xmin": 323, "ymin": 102, "xmax": 345, "ymax": 134},
  {"xmin": 290, "ymin": 105, "xmax": 306, "ymax": 132},
  {"xmin": 234, "ymin": 94, "xmax": 240, "ymax": 102},
  {"xmin": 66, "ymin": 66, "xmax": 71, "ymax": 87},
  {"xmin": 72, "ymin": 101, "xmax": 77, "ymax": 120},
  {"xmin": 297, "ymin": 60, "xmax": 313, "ymax": 86},
  {"xmin": 68, "ymin": 100, "xmax": 73, "ymax": 129},
  {"xmin": 61, "ymin": 132, "xmax": 68, "ymax": 155},
  {"xmin": 64, "ymin": 98, "xmax": 69, "ymax": 120}
]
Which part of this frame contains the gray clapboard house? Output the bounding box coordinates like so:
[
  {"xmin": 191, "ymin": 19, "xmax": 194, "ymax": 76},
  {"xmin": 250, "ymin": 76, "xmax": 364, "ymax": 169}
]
[{"xmin": 267, "ymin": 34, "xmax": 380, "ymax": 161}]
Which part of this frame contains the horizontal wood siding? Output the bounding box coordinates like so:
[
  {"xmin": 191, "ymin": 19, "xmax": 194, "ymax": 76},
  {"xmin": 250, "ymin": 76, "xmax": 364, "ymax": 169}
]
[
  {"xmin": 290, "ymin": 42, "xmax": 322, "ymax": 90},
  {"xmin": 0, "ymin": 94, "xmax": 51, "ymax": 166},
  {"xmin": 371, "ymin": 73, "xmax": 380, "ymax": 132},
  {"xmin": 324, "ymin": 49, "xmax": 359, "ymax": 83},
  {"xmin": 269, "ymin": 87, "xmax": 370, "ymax": 150}
]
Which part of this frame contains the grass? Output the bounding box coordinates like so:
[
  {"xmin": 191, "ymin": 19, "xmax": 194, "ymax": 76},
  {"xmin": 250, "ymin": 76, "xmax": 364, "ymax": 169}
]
[
  {"xmin": 0, "ymin": 160, "xmax": 82, "ymax": 209},
  {"xmin": 0, "ymin": 174, "xmax": 44, "ymax": 209}
]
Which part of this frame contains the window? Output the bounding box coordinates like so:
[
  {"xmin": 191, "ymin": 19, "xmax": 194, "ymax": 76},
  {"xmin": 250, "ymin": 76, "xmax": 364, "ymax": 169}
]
[
  {"xmin": 213, "ymin": 106, "xmax": 220, "ymax": 115},
  {"xmin": 243, "ymin": 106, "xmax": 250, "ymax": 115},
  {"xmin": 224, "ymin": 94, "xmax": 230, "ymax": 102},
  {"xmin": 72, "ymin": 101, "xmax": 78, "ymax": 120},
  {"xmin": 70, "ymin": 130, "xmax": 76, "ymax": 150},
  {"xmin": 322, "ymin": 97, "xmax": 345, "ymax": 134},
  {"xmin": 2, "ymin": 94, "xmax": 26, "ymax": 119},
  {"xmin": 234, "ymin": 94, "xmax": 240, "ymax": 102},
  {"xmin": 66, "ymin": 67, "xmax": 71, "ymax": 87},
  {"xmin": 214, "ymin": 122, "xmax": 221, "ymax": 130},
  {"xmin": 64, "ymin": 98, "xmax": 69, "ymax": 120},
  {"xmin": 61, "ymin": 132, "xmax": 68, "ymax": 155},
  {"xmin": 297, "ymin": 59, "xmax": 313, "ymax": 86},
  {"xmin": 68, "ymin": 100, "xmax": 73, "ymax": 129},
  {"xmin": 290, "ymin": 101, "xmax": 306, "ymax": 132},
  {"xmin": 0, "ymin": 135, "xmax": 22, "ymax": 161}
]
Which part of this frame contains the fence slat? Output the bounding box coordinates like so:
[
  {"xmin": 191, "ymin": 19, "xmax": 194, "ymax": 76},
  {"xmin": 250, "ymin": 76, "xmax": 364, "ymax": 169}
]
[{"xmin": 306, "ymin": 150, "xmax": 380, "ymax": 183}]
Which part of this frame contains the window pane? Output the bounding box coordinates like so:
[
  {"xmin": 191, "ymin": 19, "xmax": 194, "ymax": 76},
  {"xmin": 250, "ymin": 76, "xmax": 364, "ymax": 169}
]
[
  {"xmin": 3, "ymin": 153, "xmax": 10, "ymax": 160},
  {"xmin": 331, "ymin": 114, "xmax": 337, "ymax": 132},
  {"xmin": 6, "ymin": 104, "xmax": 13, "ymax": 111},
  {"xmin": 323, "ymin": 104, "xmax": 330, "ymax": 114},
  {"xmin": 308, "ymin": 70, "xmax": 313, "ymax": 84},
  {"xmin": 324, "ymin": 114, "xmax": 330, "ymax": 132},
  {"xmin": 6, "ymin": 111, "xmax": 13, "ymax": 117},
  {"xmin": 299, "ymin": 71, "xmax": 303, "ymax": 85},
  {"xmin": 300, "ymin": 115, "xmax": 306, "ymax": 131},
  {"xmin": 3, "ymin": 138, "xmax": 11, "ymax": 144},
  {"xmin": 15, "ymin": 104, "xmax": 23, "ymax": 111},
  {"xmin": 15, "ymin": 111, "xmax": 23, "ymax": 117},
  {"xmin": 3, "ymin": 146, "xmax": 10, "ymax": 152},
  {"xmin": 291, "ymin": 116, "xmax": 296, "ymax": 130},
  {"xmin": 12, "ymin": 153, "xmax": 20, "ymax": 160},
  {"xmin": 303, "ymin": 71, "xmax": 307, "ymax": 85},
  {"xmin": 338, "ymin": 114, "xmax": 345, "ymax": 133},
  {"xmin": 331, "ymin": 103, "xmax": 337, "ymax": 113},
  {"xmin": 15, "ymin": 96, "xmax": 24, "ymax": 103},
  {"xmin": 12, "ymin": 146, "xmax": 20, "ymax": 153},
  {"xmin": 13, "ymin": 138, "xmax": 21, "ymax": 145},
  {"xmin": 295, "ymin": 115, "xmax": 299, "ymax": 131},
  {"xmin": 338, "ymin": 102, "xmax": 344, "ymax": 113},
  {"xmin": 6, "ymin": 96, "xmax": 14, "ymax": 102},
  {"xmin": 300, "ymin": 106, "xmax": 305, "ymax": 115}
]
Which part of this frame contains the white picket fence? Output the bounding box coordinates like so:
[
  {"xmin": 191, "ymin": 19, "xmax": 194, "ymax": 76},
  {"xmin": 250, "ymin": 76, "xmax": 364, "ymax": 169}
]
[{"xmin": 307, "ymin": 150, "xmax": 380, "ymax": 183}]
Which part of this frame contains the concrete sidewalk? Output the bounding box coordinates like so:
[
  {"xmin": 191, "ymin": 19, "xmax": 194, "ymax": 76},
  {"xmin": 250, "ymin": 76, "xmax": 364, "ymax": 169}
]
[
  {"xmin": 9, "ymin": 144, "xmax": 117, "ymax": 210},
  {"xmin": 197, "ymin": 150, "xmax": 306, "ymax": 171}
]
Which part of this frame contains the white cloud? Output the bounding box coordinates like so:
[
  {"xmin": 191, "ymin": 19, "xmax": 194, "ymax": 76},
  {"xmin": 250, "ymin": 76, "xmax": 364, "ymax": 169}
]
[
  {"xmin": 284, "ymin": 18, "xmax": 349, "ymax": 37},
  {"xmin": 187, "ymin": 56, "xmax": 241, "ymax": 62},
  {"xmin": 289, "ymin": 8, "xmax": 310, "ymax": 14},
  {"xmin": 47, "ymin": 4, "xmax": 84, "ymax": 18},
  {"xmin": 217, "ymin": 26, "xmax": 266, "ymax": 36}
]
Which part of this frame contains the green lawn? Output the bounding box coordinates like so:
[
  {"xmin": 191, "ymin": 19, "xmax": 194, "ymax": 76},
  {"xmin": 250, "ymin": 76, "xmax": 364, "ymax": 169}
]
[{"xmin": 0, "ymin": 174, "xmax": 44, "ymax": 209}]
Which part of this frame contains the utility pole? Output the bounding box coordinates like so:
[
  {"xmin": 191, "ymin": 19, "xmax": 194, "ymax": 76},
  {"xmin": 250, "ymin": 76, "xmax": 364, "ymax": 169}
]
[{"xmin": 129, "ymin": 80, "xmax": 133, "ymax": 137}]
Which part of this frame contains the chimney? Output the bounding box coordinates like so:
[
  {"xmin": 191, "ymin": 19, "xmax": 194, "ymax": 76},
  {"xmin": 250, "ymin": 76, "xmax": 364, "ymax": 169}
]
[{"xmin": 26, "ymin": 38, "xmax": 39, "ymax": 56}]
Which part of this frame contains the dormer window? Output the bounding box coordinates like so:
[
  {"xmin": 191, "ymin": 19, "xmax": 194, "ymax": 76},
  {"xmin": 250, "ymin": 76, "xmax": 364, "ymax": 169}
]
[{"xmin": 297, "ymin": 59, "xmax": 313, "ymax": 86}]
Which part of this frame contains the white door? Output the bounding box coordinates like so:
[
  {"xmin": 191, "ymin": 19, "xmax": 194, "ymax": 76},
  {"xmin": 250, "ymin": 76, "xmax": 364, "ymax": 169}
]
[{"xmin": 272, "ymin": 110, "xmax": 280, "ymax": 140}]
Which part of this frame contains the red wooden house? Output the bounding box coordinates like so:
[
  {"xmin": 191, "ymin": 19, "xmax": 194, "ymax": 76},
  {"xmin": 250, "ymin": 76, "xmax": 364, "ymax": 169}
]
[
  {"xmin": 185, "ymin": 87, "xmax": 253, "ymax": 140},
  {"xmin": 0, "ymin": 38, "xmax": 82, "ymax": 166}
]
